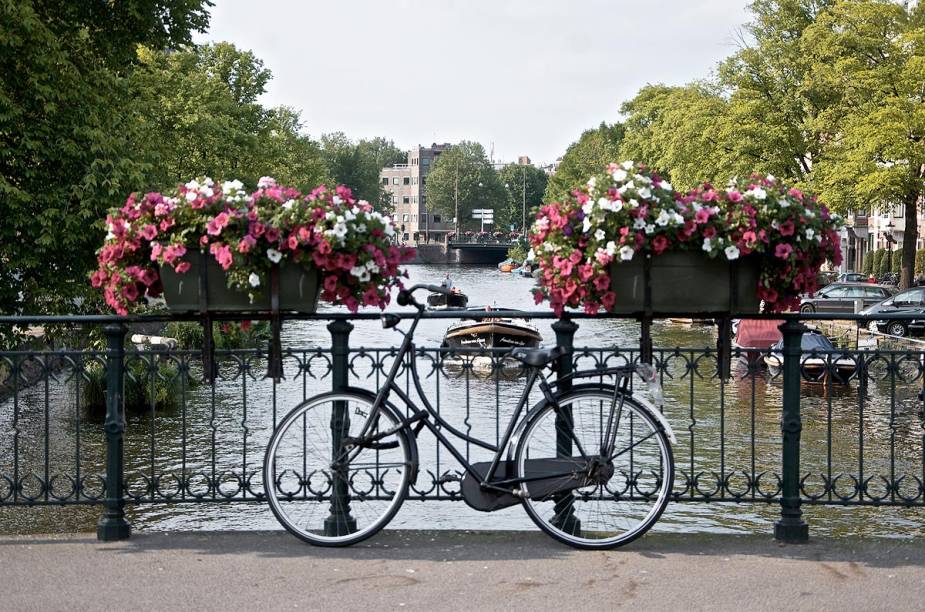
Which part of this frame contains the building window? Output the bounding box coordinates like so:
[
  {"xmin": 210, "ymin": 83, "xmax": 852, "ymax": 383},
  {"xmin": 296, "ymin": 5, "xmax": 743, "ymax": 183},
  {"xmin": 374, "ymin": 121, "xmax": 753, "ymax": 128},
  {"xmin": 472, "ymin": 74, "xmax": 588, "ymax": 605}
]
[
  {"xmin": 402, "ymin": 214, "xmax": 409, "ymax": 222},
  {"xmin": 433, "ymin": 214, "xmax": 441, "ymax": 223},
  {"xmin": 412, "ymin": 215, "xmax": 417, "ymax": 222},
  {"xmin": 402, "ymin": 196, "xmax": 410, "ymax": 204},
  {"xmin": 393, "ymin": 177, "xmax": 400, "ymax": 185},
  {"xmin": 381, "ymin": 177, "xmax": 388, "ymax": 185},
  {"xmin": 403, "ymin": 177, "xmax": 410, "ymax": 185},
  {"xmin": 412, "ymin": 196, "xmax": 417, "ymax": 204},
  {"xmin": 412, "ymin": 177, "xmax": 418, "ymax": 185},
  {"xmin": 392, "ymin": 195, "xmax": 398, "ymax": 204},
  {"xmin": 422, "ymin": 158, "xmax": 430, "ymax": 165}
]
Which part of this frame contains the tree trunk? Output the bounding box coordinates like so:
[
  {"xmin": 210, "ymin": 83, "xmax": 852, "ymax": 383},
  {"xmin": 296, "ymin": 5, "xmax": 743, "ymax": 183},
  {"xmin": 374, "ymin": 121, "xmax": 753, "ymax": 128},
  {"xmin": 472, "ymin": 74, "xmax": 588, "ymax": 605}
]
[{"xmin": 900, "ymin": 190, "xmax": 919, "ymax": 289}]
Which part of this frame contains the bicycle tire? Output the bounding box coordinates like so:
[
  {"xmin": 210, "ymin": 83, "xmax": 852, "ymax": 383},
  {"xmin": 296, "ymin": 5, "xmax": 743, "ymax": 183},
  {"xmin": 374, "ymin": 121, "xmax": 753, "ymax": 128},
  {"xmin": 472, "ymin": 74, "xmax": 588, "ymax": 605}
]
[
  {"xmin": 515, "ymin": 388, "xmax": 674, "ymax": 550},
  {"xmin": 264, "ymin": 390, "xmax": 415, "ymax": 547}
]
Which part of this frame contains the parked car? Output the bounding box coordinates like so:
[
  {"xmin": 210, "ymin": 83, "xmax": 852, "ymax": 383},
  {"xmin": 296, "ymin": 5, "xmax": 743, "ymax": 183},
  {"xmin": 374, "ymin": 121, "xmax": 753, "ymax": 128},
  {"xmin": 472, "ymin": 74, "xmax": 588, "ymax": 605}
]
[
  {"xmin": 834, "ymin": 272, "xmax": 871, "ymax": 284},
  {"xmin": 800, "ymin": 283, "xmax": 896, "ymax": 314},
  {"xmin": 860, "ymin": 287, "xmax": 925, "ymax": 337}
]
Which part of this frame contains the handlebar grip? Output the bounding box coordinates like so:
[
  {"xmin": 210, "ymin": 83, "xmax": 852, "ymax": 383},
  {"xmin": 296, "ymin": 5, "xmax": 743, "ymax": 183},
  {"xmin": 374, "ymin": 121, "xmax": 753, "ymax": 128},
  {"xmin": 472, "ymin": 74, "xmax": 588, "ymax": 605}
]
[
  {"xmin": 397, "ymin": 290, "xmax": 411, "ymax": 306},
  {"xmin": 426, "ymin": 284, "xmax": 451, "ymax": 295}
]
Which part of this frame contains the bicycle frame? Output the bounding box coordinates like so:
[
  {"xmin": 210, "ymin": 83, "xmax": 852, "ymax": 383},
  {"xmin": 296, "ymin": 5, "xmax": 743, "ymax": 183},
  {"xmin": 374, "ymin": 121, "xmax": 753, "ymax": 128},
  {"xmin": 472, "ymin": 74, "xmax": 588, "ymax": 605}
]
[{"xmin": 348, "ymin": 297, "xmax": 635, "ymax": 496}]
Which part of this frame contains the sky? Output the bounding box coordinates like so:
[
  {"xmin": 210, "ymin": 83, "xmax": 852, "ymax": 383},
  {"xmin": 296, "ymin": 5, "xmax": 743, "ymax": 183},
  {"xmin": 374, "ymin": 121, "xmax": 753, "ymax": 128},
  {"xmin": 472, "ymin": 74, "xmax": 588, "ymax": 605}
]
[{"xmin": 198, "ymin": 0, "xmax": 751, "ymax": 166}]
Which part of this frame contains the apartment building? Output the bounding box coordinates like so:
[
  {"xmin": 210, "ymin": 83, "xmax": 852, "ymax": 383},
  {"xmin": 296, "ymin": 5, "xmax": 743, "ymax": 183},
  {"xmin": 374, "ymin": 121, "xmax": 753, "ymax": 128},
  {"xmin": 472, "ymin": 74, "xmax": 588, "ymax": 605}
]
[{"xmin": 380, "ymin": 143, "xmax": 454, "ymax": 243}]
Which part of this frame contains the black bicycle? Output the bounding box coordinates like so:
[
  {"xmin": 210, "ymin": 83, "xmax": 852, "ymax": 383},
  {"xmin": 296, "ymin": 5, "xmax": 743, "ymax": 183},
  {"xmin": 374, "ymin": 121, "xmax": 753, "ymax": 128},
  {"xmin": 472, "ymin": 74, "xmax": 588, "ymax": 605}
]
[{"xmin": 264, "ymin": 284, "xmax": 676, "ymax": 549}]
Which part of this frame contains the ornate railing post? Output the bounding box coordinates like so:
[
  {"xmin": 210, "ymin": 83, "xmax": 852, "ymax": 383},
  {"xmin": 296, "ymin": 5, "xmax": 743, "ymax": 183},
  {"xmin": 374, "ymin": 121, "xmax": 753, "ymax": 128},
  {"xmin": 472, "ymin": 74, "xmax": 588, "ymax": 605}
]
[
  {"xmin": 97, "ymin": 323, "xmax": 131, "ymax": 541},
  {"xmin": 775, "ymin": 317, "xmax": 809, "ymax": 542},
  {"xmin": 551, "ymin": 317, "xmax": 581, "ymax": 535},
  {"xmin": 323, "ymin": 319, "xmax": 357, "ymax": 536}
]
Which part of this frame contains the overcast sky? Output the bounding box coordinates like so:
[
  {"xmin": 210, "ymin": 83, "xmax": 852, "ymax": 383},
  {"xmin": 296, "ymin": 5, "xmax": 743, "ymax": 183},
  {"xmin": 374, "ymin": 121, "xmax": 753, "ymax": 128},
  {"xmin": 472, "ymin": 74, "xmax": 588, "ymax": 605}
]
[{"xmin": 198, "ymin": 0, "xmax": 751, "ymax": 165}]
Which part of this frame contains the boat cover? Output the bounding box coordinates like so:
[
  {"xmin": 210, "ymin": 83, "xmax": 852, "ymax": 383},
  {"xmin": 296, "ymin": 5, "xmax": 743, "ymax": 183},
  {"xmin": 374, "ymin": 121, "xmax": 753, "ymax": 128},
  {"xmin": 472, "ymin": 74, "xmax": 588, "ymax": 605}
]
[{"xmin": 734, "ymin": 319, "xmax": 783, "ymax": 349}]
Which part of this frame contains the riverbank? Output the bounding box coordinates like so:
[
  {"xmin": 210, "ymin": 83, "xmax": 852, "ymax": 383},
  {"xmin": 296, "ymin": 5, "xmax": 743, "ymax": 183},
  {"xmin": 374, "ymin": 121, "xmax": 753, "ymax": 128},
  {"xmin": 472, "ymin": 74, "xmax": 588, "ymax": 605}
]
[{"xmin": 5, "ymin": 530, "xmax": 924, "ymax": 611}]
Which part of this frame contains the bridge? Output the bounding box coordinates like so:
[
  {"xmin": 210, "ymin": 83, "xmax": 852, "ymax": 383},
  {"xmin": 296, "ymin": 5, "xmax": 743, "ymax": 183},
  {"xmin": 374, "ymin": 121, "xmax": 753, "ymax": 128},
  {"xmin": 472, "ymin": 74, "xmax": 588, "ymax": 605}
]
[{"xmin": 446, "ymin": 239, "xmax": 516, "ymax": 264}]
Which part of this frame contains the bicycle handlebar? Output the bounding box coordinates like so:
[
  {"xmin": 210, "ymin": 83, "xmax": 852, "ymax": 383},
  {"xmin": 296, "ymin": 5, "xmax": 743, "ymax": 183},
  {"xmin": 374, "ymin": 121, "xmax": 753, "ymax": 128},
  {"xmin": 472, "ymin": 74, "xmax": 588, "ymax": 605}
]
[{"xmin": 396, "ymin": 284, "xmax": 451, "ymax": 308}]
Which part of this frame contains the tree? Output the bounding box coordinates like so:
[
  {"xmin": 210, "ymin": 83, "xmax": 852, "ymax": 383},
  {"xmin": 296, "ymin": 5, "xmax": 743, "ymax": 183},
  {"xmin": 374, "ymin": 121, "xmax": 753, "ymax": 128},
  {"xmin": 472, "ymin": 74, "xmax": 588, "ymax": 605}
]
[
  {"xmin": 803, "ymin": 0, "xmax": 925, "ymax": 288},
  {"xmin": 425, "ymin": 142, "xmax": 506, "ymax": 232},
  {"xmin": 320, "ymin": 132, "xmax": 399, "ymax": 209},
  {"xmin": 545, "ymin": 123, "xmax": 624, "ymax": 201},
  {"xmin": 256, "ymin": 106, "xmax": 329, "ymax": 191},
  {"xmin": 497, "ymin": 163, "xmax": 548, "ymax": 232},
  {"xmin": 357, "ymin": 137, "xmax": 406, "ymax": 213},
  {"xmin": 0, "ymin": 0, "xmax": 211, "ymax": 319},
  {"xmin": 619, "ymin": 84, "xmax": 732, "ymax": 190}
]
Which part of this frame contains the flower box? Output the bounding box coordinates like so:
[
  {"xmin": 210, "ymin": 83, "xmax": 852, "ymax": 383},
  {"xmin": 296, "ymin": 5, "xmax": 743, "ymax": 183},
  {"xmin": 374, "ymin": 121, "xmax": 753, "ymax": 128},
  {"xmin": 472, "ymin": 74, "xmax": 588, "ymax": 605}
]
[
  {"xmin": 158, "ymin": 253, "xmax": 319, "ymax": 313},
  {"xmin": 608, "ymin": 251, "xmax": 761, "ymax": 314}
]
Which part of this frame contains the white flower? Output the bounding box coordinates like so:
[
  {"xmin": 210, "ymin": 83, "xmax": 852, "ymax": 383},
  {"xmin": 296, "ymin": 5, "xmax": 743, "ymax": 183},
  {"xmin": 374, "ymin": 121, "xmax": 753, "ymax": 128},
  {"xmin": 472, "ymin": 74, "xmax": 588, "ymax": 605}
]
[
  {"xmin": 746, "ymin": 187, "xmax": 767, "ymax": 200},
  {"xmin": 257, "ymin": 176, "xmax": 276, "ymax": 189},
  {"xmin": 655, "ymin": 210, "xmax": 671, "ymax": 227},
  {"xmin": 597, "ymin": 197, "xmax": 611, "ymax": 209},
  {"xmin": 106, "ymin": 230, "xmax": 115, "ymax": 240},
  {"xmin": 659, "ymin": 180, "xmax": 673, "ymax": 192},
  {"xmin": 365, "ymin": 260, "xmax": 380, "ymax": 274},
  {"xmin": 185, "ymin": 191, "xmax": 197, "ymax": 202},
  {"xmin": 671, "ymin": 212, "xmax": 684, "ymax": 225},
  {"xmin": 203, "ymin": 177, "xmax": 214, "ymax": 187},
  {"xmin": 594, "ymin": 229, "xmax": 606, "ymax": 241},
  {"xmin": 637, "ymin": 186, "xmax": 652, "ymax": 199},
  {"xmin": 634, "ymin": 174, "xmax": 652, "ymax": 185},
  {"xmin": 222, "ymin": 179, "xmax": 244, "ymax": 193},
  {"xmin": 201, "ymin": 186, "xmax": 214, "ymax": 199},
  {"xmin": 633, "ymin": 217, "xmax": 647, "ymax": 230},
  {"xmin": 605, "ymin": 241, "xmax": 617, "ymax": 256},
  {"xmin": 384, "ymin": 223, "xmax": 395, "ymax": 237},
  {"xmin": 627, "ymin": 198, "xmax": 639, "ymax": 209},
  {"xmin": 645, "ymin": 224, "xmax": 655, "ymax": 234},
  {"xmin": 619, "ymin": 245, "xmax": 635, "ymax": 261},
  {"xmin": 766, "ymin": 174, "xmax": 776, "ymax": 182},
  {"xmin": 777, "ymin": 199, "xmax": 790, "ymax": 208},
  {"xmin": 344, "ymin": 209, "xmax": 356, "ymax": 221},
  {"xmin": 325, "ymin": 211, "xmax": 336, "ymax": 221},
  {"xmin": 582, "ymin": 200, "xmax": 595, "ymax": 216},
  {"xmin": 248, "ymin": 273, "xmax": 261, "ymax": 287},
  {"xmin": 724, "ymin": 245, "xmax": 740, "ymax": 260},
  {"xmin": 356, "ymin": 223, "xmax": 366, "ymax": 233},
  {"xmin": 283, "ymin": 199, "xmax": 295, "ymax": 210},
  {"xmin": 612, "ymin": 200, "xmax": 624, "ymax": 212},
  {"xmin": 702, "ymin": 238, "xmax": 714, "ymax": 252},
  {"xmin": 617, "ymin": 180, "xmax": 635, "ymax": 195},
  {"xmin": 267, "ymin": 249, "xmax": 282, "ymax": 263},
  {"xmin": 582, "ymin": 217, "xmax": 592, "ymax": 232},
  {"xmin": 612, "ymin": 169, "xmax": 628, "ymax": 182},
  {"xmin": 527, "ymin": 248, "xmax": 536, "ymax": 262},
  {"xmin": 185, "ymin": 179, "xmax": 200, "ymax": 191},
  {"xmin": 621, "ymin": 160, "xmax": 634, "ymax": 170},
  {"xmin": 587, "ymin": 176, "xmax": 597, "ymax": 190},
  {"xmin": 806, "ymin": 228, "xmax": 815, "ymax": 240},
  {"xmin": 804, "ymin": 209, "xmax": 815, "ymax": 219}
]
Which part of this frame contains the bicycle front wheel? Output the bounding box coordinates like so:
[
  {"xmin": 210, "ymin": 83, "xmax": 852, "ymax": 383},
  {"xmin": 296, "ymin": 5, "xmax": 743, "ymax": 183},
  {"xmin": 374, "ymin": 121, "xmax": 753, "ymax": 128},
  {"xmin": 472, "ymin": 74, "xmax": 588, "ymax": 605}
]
[
  {"xmin": 516, "ymin": 388, "xmax": 673, "ymax": 549},
  {"xmin": 264, "ymin": 391, "xmax": 413, "ymax": 546}
]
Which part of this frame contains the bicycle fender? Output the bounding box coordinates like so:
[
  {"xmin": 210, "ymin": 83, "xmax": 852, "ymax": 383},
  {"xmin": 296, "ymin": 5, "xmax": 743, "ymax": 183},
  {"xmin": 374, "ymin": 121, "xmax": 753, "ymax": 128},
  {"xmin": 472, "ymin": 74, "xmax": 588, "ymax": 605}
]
[{"xmin": 628, "ymin": 394, "xmax": 677, "ymax": 444}]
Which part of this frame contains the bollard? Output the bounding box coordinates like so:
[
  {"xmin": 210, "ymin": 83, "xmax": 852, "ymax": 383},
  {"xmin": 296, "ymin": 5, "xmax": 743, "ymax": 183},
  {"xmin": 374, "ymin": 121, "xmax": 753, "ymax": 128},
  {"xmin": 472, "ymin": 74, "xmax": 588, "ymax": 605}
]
[
  {"xmin": 323, "ymin": 319, "xmax": 357, "ymax": 536},
  {"xmin": 97, "ymin": 323, "xmax": 131, "ymax": 541},
  {"xmin": 551, "ymin": 317, "xmax": 581, "ymax": 535},
  {"xmin": 774, "ymin": 318, "xmax": 809, "ymax": 542}
]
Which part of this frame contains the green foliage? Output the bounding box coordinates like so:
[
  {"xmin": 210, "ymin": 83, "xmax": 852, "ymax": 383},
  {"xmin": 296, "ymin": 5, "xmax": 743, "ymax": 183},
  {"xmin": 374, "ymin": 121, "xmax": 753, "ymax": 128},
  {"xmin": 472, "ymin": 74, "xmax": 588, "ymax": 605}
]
[
  {"xmin": 164, "ymin": 320, "xmax": 272, "ymax": 350},
  {"xmin": 506, "ymin": 239, "xmax": 529, "ymax": 263},
  {"xmin": 545, "ymin": 123, "xmax": 624, "ymax": 202},
  {"xmin": 915, "ymin": 250, "xmax": 925, "ymax": 277},
  {"xmin": 876, "ymin": 249, "xmax": 891, "ymax": 277},
  {"xmin": 618, "ymin": 84, "xmax": 731, "ymax": 190},
  {"xmin": 871, "ymin": 249, "xmax": 884, "ymax": 277},
  {"xmin": 861, "ymin": 251, "xmax": 873, "ymax": 275},
  {"xmin": 81, "ymin": 357, "xmax": 188, "ymax": 413},
  {"xmin": 497, "ymin": 164, "xmax": 548, "ymax": 232},
  {"xmin": 425, "ymin": 142, "xmax": 507, "ymax": 232},
  {"xmin": 320, "ymin": 133, "xmax": 404, "ymax": 212}
]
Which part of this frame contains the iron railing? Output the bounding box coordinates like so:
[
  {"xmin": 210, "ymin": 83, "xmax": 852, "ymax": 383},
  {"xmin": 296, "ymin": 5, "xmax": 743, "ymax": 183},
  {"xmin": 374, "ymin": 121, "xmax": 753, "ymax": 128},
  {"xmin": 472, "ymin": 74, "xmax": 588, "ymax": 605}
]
[{"xmin": 2, "ymin": 310, "xmax": 924, "ymax": 542}]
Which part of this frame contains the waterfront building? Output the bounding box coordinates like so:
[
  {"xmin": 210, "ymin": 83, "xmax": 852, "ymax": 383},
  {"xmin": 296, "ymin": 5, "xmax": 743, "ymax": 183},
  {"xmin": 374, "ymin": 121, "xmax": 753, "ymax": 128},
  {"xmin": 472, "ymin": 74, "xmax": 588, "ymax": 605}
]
[{"xmin": 380, "ymin": 143, "xmax": 454, "ymax": 244}]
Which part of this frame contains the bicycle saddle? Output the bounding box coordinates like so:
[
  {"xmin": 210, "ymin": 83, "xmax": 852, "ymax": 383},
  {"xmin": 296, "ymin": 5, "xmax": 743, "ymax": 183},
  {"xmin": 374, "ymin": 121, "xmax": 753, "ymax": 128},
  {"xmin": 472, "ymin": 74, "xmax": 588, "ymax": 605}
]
[{"xmin": 509, "ymin": 346, "xmax": 564, "ymax": 367}]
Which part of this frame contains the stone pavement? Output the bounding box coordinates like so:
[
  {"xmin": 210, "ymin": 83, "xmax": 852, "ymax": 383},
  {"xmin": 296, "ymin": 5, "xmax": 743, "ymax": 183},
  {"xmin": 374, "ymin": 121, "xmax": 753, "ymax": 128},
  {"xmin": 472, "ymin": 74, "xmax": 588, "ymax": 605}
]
[{"xmin": 3, "ymin": 530, "xmax": 924, "ymax": 611}]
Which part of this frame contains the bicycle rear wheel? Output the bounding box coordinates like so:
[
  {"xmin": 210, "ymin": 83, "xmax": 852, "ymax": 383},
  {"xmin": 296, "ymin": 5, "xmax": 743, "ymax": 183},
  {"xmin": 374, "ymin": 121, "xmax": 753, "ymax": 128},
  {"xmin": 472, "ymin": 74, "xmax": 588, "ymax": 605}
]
[
  {"xmin": 515, "ymin": 388, "xmax": 673, "ymax": 549},
  {"xmin": 264, "ymin": 391, "xmax": 413, "ymax": 546}
]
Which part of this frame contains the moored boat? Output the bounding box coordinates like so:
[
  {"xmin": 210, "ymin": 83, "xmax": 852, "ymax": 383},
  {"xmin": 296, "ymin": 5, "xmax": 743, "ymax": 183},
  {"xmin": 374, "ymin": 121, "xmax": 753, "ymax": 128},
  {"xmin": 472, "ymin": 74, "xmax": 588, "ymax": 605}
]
[
  {"xmin": 442, "ymin": 309, "xmax": 542, "ymax": 351},
  {"xmin": 427, "ymin": 289, "xmax": 469, "ymax": 309},
  {"xmin": 733, "ymin": 319, "xmax": 783, "ymax": 369},
  {"xmin": 763, "ymin": 330, "xmax": 857, "ymax": 384}
]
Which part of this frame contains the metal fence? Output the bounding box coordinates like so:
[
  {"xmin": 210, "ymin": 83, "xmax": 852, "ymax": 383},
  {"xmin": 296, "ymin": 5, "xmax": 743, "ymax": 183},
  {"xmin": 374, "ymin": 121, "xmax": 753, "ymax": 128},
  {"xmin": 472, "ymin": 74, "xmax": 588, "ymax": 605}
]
[{"xmin": 2, "ymin": 311, "xmax": 924, "ymax": 542}]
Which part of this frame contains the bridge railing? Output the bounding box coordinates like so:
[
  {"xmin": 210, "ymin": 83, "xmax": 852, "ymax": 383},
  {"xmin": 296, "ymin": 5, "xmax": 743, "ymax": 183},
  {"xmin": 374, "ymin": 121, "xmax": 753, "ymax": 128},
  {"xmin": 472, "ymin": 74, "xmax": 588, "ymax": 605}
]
[{"xmin": 1, "ymin": 310, "xmax": 924, "ymax": 542}]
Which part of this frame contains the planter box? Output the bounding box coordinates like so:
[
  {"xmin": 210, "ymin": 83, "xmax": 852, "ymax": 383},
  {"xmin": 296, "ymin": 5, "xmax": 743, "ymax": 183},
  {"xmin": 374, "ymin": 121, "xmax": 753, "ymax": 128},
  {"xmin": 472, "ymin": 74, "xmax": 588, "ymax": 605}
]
[
  {"xmin": 160, "ymin": 254, "xmax": 320, "ymax": 313},
  {"xmin": 609, "ymin": 251, "xmax": 761, "ymax": 314}
]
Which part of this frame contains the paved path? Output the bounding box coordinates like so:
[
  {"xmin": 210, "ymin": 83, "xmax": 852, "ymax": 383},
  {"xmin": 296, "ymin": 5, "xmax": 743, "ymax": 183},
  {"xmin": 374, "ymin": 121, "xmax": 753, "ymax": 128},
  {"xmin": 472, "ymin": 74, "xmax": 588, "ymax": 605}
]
[{"xmin": 3, "ymin": 530, "xmax": 925, "ymax": 611}]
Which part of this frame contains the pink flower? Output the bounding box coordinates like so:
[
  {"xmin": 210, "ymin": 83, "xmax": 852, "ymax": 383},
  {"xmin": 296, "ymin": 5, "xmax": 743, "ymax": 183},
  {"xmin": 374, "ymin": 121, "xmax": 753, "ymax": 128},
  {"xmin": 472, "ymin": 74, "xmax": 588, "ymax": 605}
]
[
  {"xmin": 175, "ymin": 261, "xmax": 191, "ymax": 274},
  {"xmin": 694, "ymin": 208, "xmax": 711, "ymax": 224},
  {"xmin": 651, "ymin": 234, "xmax": 669, "ymax": 254},
  {"xmin": 600, "ymin": 291, "xmax": 616, "ymax": 311},
  {"xmin": 779, "ymin": 220, "xmax": 795, "ymax": 236},
  {"xmin": 140, "ymin": 224, "xmax": 157, "ymax": 241},
  {"xmin": 775, "ymin": 243, "xmax": 793, "ymax": 259},
  {"xmin": 237, "ymin": 235, "xmax": 256, "ymax": 253},
  {"xmin": 727, "ymin": 190, "xmax": 742, "ymax": 203},
  {"xmin": 210, "ymin": 243, "xmax": 233, "ymax": 270}
]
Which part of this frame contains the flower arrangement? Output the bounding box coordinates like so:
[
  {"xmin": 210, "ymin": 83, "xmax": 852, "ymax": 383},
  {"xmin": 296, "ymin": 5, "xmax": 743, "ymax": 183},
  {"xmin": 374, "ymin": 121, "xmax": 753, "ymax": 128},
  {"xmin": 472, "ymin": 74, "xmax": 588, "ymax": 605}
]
[
  {"xmin": 92, "ymin": 177, "xmax": 414, "ymax": 314},
  {"xmin": 528, "ymin": 162, "xmax": 841, "ymax": 314},
  {"xmin": 492, "ymin": 231, "xmax": 505, "ymax": 239}
]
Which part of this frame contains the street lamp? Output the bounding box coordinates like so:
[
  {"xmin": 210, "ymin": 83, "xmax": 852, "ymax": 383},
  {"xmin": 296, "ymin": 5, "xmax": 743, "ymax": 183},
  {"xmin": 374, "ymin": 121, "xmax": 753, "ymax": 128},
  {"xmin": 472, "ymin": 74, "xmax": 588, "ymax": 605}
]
[{"xmin": 884, "ymin": 219, "xmax": 895, "ymax": 272}]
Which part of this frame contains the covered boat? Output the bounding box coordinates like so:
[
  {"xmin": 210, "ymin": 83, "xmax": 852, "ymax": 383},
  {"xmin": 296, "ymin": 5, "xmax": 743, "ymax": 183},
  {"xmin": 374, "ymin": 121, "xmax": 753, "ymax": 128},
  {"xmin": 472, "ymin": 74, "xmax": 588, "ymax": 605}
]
[
  {"xmin": 763, "ymin": 330, "xmax": 857, "ymax": 384},
  {"xmin": 442, "ymin": 309, "xmax": 542, "ymax": 351},
  {"xmin": 734, "ymin": 319, "xmax": 783, "ymax": 369},
  {"xmin": 427, "ymin": 289, "xmax": 469, "ymax": 309}
]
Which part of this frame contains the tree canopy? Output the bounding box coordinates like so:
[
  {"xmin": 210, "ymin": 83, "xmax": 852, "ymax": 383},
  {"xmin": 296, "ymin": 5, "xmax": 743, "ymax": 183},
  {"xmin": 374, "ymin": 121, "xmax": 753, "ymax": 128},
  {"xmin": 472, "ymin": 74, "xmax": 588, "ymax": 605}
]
[
  {"xmin": 425, "ymin": 141, "xmax": 506, "ymax": 232},
  {"xmin": 544, "ymin": 123, "xmax": 624, "ymax": 201},
  {"xmin": 497, "ymin": 163, "xmax": 548, "ymax": 232}
]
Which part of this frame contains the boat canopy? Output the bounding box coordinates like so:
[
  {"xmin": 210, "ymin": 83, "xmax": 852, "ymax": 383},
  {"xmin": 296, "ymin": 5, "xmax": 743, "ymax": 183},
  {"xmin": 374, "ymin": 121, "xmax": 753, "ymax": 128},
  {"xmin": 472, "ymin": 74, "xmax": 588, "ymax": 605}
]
[{"xmin": 771, "ymin": 331, "xmax": 835, "ymax": 351}]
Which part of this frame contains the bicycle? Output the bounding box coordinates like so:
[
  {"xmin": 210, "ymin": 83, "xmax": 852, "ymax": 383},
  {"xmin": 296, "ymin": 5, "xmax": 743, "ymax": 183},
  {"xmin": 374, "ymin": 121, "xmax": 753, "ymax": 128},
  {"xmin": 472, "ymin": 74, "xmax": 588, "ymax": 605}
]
[{"xmin": 263, "ymin": 284, "xmax": 677, "ymax": 549}]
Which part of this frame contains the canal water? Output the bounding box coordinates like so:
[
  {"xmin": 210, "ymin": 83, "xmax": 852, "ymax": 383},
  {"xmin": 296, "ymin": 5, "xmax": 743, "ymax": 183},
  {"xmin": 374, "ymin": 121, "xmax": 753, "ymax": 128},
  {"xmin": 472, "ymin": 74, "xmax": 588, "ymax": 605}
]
[{"xmin": 2, "ymin": 263, "xmax": 925, "ymax": 538}]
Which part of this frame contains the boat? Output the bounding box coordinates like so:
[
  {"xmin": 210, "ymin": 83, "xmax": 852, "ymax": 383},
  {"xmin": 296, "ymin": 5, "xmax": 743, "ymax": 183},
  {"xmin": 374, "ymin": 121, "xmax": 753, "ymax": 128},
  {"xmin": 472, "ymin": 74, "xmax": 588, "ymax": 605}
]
[
  {"xmin": 497, "ymin": 258, "xmax": 521, "ymax": 273},
  {"xmin": 763, "ymin": 330, "xmax": 857, "ymax": 384},
  {"xmin": 441, "ymin": 308, "xmax": 542, "ymax": 352},
  {"xmin": 668, "ymin": 318, "xmax": 714, "ymax": 326},
  {"xmin": 733, "ymin": 319, "xmax": 783, "ymax": 369},
  {"xmin": 427, "ymin": 289, "xmax": 469, "ymax": 309}
]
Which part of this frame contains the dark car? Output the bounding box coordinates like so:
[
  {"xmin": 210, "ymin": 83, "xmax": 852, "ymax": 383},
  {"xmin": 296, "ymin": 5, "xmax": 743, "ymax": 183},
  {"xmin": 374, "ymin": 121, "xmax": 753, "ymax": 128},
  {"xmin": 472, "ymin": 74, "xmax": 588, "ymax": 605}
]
[
  {"xmin": 860, "ymin": 287, "xmax": 925, "ymax": 337},
  {"xmin": 800, "ymin": 282, "xmax": 896, "ymax": 314},
  {"xmin": 835, "ymin": 272, "xmax": 871, "ymax": 283}
]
